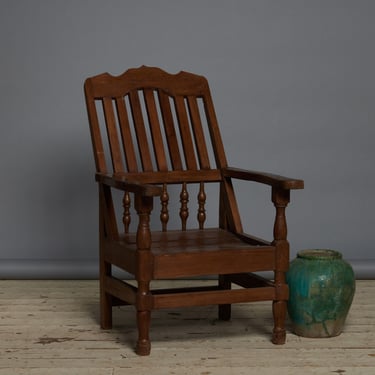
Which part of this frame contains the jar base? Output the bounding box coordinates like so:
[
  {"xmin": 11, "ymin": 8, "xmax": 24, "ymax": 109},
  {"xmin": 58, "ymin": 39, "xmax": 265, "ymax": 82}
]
[{"xmin": 291, "ymin": 316, "xmax": 346, "ymax": 338}]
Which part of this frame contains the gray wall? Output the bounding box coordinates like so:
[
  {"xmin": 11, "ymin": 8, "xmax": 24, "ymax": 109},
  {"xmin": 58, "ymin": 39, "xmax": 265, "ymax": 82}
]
[{"xmin": 1, "ymin": 1, "xmax": 374, "ymax": 279}]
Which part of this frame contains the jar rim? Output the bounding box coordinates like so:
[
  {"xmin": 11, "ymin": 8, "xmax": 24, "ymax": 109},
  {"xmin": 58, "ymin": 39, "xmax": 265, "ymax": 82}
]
[{"xmin": 297, "ymin": 249, "xmax": 342, "ymax": 260}]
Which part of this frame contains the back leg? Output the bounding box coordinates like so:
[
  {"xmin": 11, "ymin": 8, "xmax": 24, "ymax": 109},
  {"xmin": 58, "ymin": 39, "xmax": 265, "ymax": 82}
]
[
  {"xmin": 100, "ymin": 290, "xmax": 113, "ymax": 329},
  {"xmin": 99, "ymin": 260, "xmax": 112, "ymax": 329},
  {"xmin": 218, "ymin": 275, "xmax": 231, "ymax": 321}
]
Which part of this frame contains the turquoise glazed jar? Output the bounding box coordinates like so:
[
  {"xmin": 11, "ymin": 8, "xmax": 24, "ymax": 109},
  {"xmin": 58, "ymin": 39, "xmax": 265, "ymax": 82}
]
[{"xmin": 287, "ymin": 249, "xmax": 355, "ymax": 338}]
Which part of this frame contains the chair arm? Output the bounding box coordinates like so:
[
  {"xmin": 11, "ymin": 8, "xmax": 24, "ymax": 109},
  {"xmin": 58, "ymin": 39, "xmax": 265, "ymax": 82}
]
[
  {"xmin": 95, "ymin": 173, "xmax": 163, "ymax": 196},
  {"xmin": 222, "ymin": 167, "xmax": 304, "ymax": 190}
]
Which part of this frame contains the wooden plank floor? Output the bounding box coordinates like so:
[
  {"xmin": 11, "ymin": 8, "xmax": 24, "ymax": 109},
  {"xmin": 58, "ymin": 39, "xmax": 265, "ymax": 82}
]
[{"xmin": 0, "ymin": 280, "xmax": 374, "ymax": 374}]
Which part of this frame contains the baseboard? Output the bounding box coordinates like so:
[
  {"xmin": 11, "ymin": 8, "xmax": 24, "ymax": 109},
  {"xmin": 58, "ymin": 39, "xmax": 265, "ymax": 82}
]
[
  {"xmin": 0, "ymin": 259, "xmax": 373, "ymax": 280},
  {"xmin": 0, "ymin": 259, "xmax": 100, "ymax": 280}
]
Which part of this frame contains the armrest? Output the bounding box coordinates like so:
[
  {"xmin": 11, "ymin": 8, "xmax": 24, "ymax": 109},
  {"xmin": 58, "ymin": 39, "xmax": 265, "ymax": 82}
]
[
  {"xmin": 222, "ymin": 167, "xmax": 304, "ymax": 190},
  {"xmin": 95, "ymin": 173, "xmax": 163, "ymax": 196}
]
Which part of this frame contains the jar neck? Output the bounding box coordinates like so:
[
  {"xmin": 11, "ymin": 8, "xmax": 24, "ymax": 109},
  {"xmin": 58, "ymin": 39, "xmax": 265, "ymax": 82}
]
[{"xmin": 297, "ymin": 249, "xmax": 342, "ymax": 260}]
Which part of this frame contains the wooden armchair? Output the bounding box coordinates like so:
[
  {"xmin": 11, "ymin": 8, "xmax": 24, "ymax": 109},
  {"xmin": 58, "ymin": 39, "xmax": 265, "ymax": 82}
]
[{"xmin": 84, "ymin": 66, "xmax": 304, "ymax": 355}]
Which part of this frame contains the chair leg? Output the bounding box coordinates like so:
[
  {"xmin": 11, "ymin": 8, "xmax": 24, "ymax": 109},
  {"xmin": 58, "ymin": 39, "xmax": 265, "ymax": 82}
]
[
  {"xmin": 219, "ymin": 304, "xmax": 231, "ymax": 321},
  {"xmin": 99, "ymin": 260, "xmax": 112, "ymax": 329},
  {"xmin": 135, "ymin": 277, "xmax": 151, "ymax": 355},
  {"xmin": 100, "ymin": 289, "xmax": 113, "ymax": 329},
  {"xmin": 271, "ymin": 300, "xmax": 287, "ymax": 344},
  {"xmin": 136, "ymin": 310, "xmax": 151, "ymax": 356},
  {"xmin": 218, "ymin": 275, "xmax": 231, "ymax": 321}
]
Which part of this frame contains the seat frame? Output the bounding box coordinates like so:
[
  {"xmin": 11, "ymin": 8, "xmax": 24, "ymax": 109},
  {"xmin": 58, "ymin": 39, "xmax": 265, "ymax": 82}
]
[{"xmin": 84, "ymin": 66, "xmax": 304, "ymax": 355}]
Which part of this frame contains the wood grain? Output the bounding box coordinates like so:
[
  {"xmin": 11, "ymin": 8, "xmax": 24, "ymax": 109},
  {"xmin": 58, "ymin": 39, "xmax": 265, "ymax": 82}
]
[
  {"xmin": 0, "ymin": 280, "xmax": 374, "ymax": 374},
  {"xmin": 84, "ymin": 66, "xmax": 305, "ymax": 355}
]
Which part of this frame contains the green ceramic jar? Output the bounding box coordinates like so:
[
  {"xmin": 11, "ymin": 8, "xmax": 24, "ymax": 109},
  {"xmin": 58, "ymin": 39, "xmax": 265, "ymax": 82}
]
[{"xmin": 286, "ymin": 249, "xmax": 355, "ymax": 338}]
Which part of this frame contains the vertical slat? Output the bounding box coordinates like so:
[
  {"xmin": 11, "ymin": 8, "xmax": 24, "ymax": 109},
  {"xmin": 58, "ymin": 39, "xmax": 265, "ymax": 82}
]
[
  {"xmin": 221, "ymin": 179, "xmax": 243, "ymax": 233},
  {"xmin": 99, "ymin": 184, "xmax": 119, "ymax": 241},
  {"xmin": 129, "ymin": 90, "xmax": 154, "ymax": 172},
  {"xmin": 143, "ymin": 89, "xmax": 168, "ymax": 171},
  {"xmin": 160, "ymin": 183, "xmax": 169, "ymax": 232},
  {"xmin": 219, "ymin": 183, "xmax": 228, "ymax": 230},
  {"xmin": 102, "ymin": 98, "xmax": 125, "ymax": 173},
  {"xmin": 115, "ymin": 97, "xmax": 138, "ymax": 173},
  {"xmin": 122, "ymin": 191, "xmax": 131, "ymax": 233},
  {"xmin": 174, "ymin": 96, "xmax": 198, "ymax": 170},
  {"xmin": 84, "ymin": 81, "xmax": 108, "ymax": 173},
  {"xmin": 187, "ymin": 96, "xmax": 211, "ymax": 169},
  {"xmin": 157, "ymin": 90, "xmax": 183, "ymax": 170},
  {"xmin": 203, "ymin": 93, "xmax": 228, "ymax": 169},
  {"xmin": 197, "ymin": 182, "xmax": 206, "ymax": 229},
  {"xmin": 179, "ymin": 182, "xmax": 189, "ymax": 231}
]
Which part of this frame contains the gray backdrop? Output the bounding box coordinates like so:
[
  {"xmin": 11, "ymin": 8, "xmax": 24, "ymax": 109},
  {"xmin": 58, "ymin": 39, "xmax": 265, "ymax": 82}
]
[{"xmin": 1, "ymin": 1, "xmax": 374, "ymax": 278}]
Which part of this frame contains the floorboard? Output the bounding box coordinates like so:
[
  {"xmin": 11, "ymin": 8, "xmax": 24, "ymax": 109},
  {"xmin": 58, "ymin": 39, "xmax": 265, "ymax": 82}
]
[{"xmin": 0, "ymin": 280, "xmax": 374, "ymax": 374}]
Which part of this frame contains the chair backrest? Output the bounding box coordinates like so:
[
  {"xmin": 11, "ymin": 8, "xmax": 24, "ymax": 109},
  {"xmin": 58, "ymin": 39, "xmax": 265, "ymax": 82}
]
[
  {"xmin": 84, "ymin": 66, "xmax": 228, "ymax": 176},
  {"xmin": 84, "ymin": 66, "xmax": 240, "ymax": 231}
]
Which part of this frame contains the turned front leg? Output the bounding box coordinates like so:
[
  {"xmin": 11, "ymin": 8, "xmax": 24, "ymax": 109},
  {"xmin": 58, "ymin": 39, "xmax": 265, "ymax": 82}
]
[
  {"xmin": 271, "ymin": 187, "xmax": 290, "ymax": 345},
  {"xmin": 135, "ymin": 194, "xmax": 153, "ymax": 355},
  {"xmin": 136, "ymin": 286, "xmax": 151, "ymax": 356}
]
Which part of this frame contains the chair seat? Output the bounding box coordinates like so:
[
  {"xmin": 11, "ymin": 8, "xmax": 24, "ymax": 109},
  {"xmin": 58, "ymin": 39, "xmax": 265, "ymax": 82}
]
[{"xmin": 106, "ymin": 229, "xmax": 276, "ymax": 279}]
